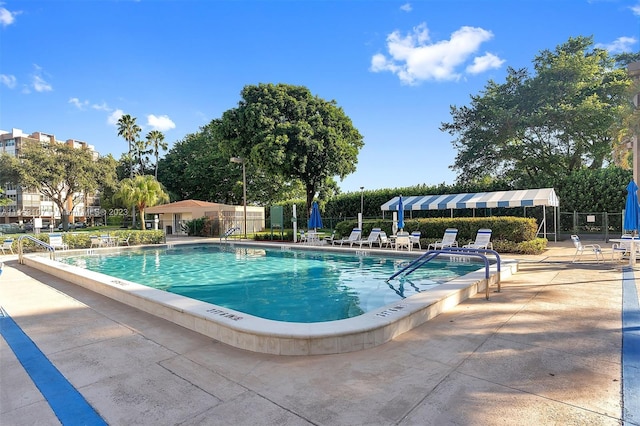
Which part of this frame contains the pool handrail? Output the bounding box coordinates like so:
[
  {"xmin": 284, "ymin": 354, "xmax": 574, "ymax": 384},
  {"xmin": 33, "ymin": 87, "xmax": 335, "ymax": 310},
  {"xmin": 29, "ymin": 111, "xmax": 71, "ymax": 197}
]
[
  {"xmin": 387, "ymin": 247, "xmax": 501, "ymax": 299},
  {"xmin": 17, "ymin": 234, "xmax": 55, "ymax": 263}
]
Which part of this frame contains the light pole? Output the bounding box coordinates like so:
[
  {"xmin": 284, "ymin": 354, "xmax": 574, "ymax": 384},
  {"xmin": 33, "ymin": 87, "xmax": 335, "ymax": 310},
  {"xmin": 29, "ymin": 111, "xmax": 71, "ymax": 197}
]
[
  {"xmin": 359, "ymin": 186, "xmax": 364, "ymax": 230},
  {"xmin": 230, "ymin": 157, "xmax": 247, "ymax": 239}
]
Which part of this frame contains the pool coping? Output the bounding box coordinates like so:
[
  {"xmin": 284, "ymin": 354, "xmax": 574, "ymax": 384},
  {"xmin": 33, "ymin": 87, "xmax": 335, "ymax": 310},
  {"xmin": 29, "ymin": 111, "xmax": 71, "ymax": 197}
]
[{"xmin": 21, "ymin": 241, "xmax": 517, "ymax": 355}]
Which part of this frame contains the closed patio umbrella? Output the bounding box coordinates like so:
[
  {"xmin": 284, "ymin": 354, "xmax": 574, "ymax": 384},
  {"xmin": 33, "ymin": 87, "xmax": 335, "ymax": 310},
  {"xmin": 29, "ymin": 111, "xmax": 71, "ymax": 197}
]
[
  {"xmin": 308, "ymin": 201, "xmax": 323, "ymax": 231},
  {"xmin": 397, "ymin": 195, "xmax": 405, "ymax": 232},
  {"xmin": 624, "ymin": 180, "xmax": 640, "ymax": 235}
]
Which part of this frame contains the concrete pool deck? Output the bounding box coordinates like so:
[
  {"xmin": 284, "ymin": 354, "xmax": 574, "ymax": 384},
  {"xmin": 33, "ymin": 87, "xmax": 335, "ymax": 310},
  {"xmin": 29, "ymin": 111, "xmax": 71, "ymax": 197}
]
[{"xmin": 0, "ymin": 238, "xmax": 636, "ymax": 425}]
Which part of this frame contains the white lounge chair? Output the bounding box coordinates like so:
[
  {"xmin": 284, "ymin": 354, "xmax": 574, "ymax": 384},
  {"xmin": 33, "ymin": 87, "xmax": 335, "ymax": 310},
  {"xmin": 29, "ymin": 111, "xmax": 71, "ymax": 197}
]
[
  {"xmin": 409, "ymin": 231, "xmax": 422, "ymax": 250},
  {"xmin": 333, "ymin": 228, "xmax": 362, "ymax": 246},
  {"xmin": 571, "ymin": 234, "xmax": 603, "ymax": 263},
  {"xmin": 428, "ymin": 228, "xmax": 458, "ymax": 250},
  {"xmin": 48, "ymin": 233, "xmax": 68, "ymax": 250},
  {"xmin": 463, "ymin": 228, "xmax": 493, "ymax": 250},
  {"xmin": 355, "ymin": 228, "xmax": 382, "ymax": 248},
  {"xmin": 1, "ymin": 239, "xmax": 14, "ymax": 255}
]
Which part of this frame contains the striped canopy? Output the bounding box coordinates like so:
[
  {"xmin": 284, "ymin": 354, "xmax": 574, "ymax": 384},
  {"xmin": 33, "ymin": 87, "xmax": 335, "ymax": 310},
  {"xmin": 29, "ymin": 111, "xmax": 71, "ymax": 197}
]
[{"xmin": 381, "ymin": 188, "xmax": 559, "ymax": 211}]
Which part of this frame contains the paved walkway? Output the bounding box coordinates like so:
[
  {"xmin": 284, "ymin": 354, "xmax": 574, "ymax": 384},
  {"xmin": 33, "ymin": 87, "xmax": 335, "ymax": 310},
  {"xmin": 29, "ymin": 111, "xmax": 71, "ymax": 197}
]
[{"xmin": 0, "ymin": 240, "xmax": 637, "ymax": 425}]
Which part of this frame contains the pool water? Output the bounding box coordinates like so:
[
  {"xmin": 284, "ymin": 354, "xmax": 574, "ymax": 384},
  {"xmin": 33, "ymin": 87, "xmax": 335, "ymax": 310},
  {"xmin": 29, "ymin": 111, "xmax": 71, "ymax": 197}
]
[{"xmin": 60, "ymin": 244, "xmax": 484, "ymax": 323}]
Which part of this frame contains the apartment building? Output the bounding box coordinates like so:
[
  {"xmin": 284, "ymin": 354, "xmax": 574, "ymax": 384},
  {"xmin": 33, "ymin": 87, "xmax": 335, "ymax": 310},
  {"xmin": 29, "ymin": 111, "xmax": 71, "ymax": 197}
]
[{"xmin": 0, "ymin": 128, "xmax": 103, "ymax": 229}]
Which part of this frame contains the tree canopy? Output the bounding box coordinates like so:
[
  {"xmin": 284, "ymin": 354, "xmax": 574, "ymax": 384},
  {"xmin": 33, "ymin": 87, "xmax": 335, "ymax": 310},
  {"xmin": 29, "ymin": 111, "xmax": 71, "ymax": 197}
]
[
  {"xmin": 0, "ymin": 141, "xmax": 117, "ymax": 228},
  {"xmin": 441, "ymin": 36, "xmax": 631, "ymax": 187},
  {"xmin": 158, "ymin": 120, "xmax": 305, "ymax": 205},
  {"xmin": 218, "ymin": 83, "xmax": 364, "ymax": 211}
]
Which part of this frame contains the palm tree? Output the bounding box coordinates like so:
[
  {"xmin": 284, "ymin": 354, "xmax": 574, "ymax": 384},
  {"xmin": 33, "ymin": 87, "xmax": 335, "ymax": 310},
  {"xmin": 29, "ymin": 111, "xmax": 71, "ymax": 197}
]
[
  {"xmin": 116, "ymin": 114, "xmax": 141, "ymax": 179},
  {"xmin": 146, "ymin": 130, "xmax": 168, "ymax": 179},
  {"xmin": 114, "ymin": 175, "xmax": 169, "ymax": 230}
]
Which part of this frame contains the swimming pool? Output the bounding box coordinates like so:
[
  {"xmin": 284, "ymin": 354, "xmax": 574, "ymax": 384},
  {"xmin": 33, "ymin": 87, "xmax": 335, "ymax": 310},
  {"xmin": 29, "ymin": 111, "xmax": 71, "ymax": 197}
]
[
  {"xmin": 59, "ymin": 244, "xmax": 482, "ymax": 323},
  {"xmin": 22, "ymin": 240, "xmax": 513, "ymax": 355}
]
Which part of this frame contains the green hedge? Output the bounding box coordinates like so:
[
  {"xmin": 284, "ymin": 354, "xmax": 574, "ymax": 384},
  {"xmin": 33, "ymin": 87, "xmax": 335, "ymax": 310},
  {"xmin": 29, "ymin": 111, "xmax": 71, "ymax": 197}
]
[
  {"xmin": 333, "ymin": 216, "xmax": 543, "ymax": 253},
  {"xmin": 3, "ymin": 230, "xmax": 165, "ymax": 253}
]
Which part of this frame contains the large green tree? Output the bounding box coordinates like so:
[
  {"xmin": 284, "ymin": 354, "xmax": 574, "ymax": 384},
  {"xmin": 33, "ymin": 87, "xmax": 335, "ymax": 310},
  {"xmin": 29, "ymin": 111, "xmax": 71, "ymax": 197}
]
[
  {"xmin": 158, "ymin": 120, "xmax": 305, "ymax": 205},
  {"xmin": 218, "ymin": 83, "xmax": 364, "ymax": 211},
  {"xmin": 113, "ymin": 175, "xmax": 169, "ymax": 230},
  {"xmin": 0, "ymin": 142, "xmax": 117, "ymax": 229},
  {"xmin": 441, "ymin": 36, "xmax": 631, "ymax": 186}
]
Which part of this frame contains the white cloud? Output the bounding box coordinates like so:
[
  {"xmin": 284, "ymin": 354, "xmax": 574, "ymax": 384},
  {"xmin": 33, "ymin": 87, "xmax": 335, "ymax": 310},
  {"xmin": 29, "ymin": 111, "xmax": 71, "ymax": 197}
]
[
  {"xmin": 631, "ymin": 3, "xmax": 640, "ymax": 15},
  {"xmin": 400, "ymin": 3, "xmax": 412, "ymax": 12},
  {"xmin": 30, "ymin": 65, "xmax": 52, "ymax": 92},
  {"xmin": 0, "ymin": 5, "xmax": 20, "ymax": 27},
  {"xmin": 371, "ymin": 23, "xmax": 501, "ymax": 84},
  {"xmin": 33, "ymin": 75, "xmax": 52, "ymax": 92},
  {"xmin": 147, "ymin": 114, "xmax": 175, "ymax": 132},
  {"xmin": 92, "ymin": 102, "xmax": 110, "ymax": 111},
  {"xmin": 0, "ymin": 74, "xmax": 16, "ymax": 88},
  {"xmin": 107, "ymin": 109, "xmax": 124, "ymax": 126},
  {"xmin": 466, "ymin": 52, "xmax": 505, "ymax": 74},
  {"xmin": 69, "ymin": 97, "xmax": 89, "ymax": 109},
  {"xmin": 596, "ymin": 36, "xmax": 637, "ymax": 54}
]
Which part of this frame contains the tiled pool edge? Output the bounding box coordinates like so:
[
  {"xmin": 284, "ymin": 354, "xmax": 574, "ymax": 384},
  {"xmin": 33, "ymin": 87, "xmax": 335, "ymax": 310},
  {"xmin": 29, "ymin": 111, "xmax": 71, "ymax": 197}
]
[{"xmin": 21, "ymin": 245, "xmax": 517, "ymax": 356}]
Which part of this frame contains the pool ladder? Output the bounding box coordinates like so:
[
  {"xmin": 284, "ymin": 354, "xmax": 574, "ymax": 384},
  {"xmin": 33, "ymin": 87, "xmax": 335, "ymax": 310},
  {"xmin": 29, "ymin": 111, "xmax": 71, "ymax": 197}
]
[{"xmin": 387, "ymin": 247, "xmax": 501, "ymax": 300}]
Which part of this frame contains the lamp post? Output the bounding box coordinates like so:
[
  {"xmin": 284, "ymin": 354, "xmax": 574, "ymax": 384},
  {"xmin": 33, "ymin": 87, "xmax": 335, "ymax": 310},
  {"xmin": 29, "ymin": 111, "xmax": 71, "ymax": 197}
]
[
  {"xmin": 230, "ymin": 157, "xmax": 247, "ymax": 239},
  {"xmin": 359, "ymin": 186, "xmax": 364, "ymax": 230}
]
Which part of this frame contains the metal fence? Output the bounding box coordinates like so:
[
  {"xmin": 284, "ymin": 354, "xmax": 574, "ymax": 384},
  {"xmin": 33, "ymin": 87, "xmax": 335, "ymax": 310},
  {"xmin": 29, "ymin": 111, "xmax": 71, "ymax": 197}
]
[{"xmin": 558, "ymin": 211, "xmax": 624, "ymax": 241}]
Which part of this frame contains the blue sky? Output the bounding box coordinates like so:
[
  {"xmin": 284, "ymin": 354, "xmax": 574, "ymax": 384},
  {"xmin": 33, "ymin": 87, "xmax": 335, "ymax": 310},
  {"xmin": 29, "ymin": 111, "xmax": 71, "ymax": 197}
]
[{"xmin": 1, "ymin": 1, "xmax": 638, "ymax": 194}]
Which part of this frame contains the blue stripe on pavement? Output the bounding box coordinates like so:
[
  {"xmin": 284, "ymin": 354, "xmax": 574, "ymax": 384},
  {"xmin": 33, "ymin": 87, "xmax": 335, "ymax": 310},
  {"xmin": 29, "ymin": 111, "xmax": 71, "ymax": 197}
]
[
  {"xmin": 0, "ymin": 307, "xmax": 107, "ymax": 425},
  {"xmin": 622, "ymin": 268, "xmax": 640, "ymax": 425}
]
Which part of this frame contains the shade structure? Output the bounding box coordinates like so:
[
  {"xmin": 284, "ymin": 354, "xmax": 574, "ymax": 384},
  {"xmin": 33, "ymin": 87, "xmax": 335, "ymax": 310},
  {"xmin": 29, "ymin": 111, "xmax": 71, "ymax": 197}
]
[
  {"xmin": 397, "ymin": 195, "xmax": 404, "ymax": 231},
  {"xmin": 308, "ymin": 201, "xmax": 323, "ymax": 230},
  {"xmin": 381, "ymin": 188, "xmax": 559, "ymax": 212},
  {"xmin": 381, "ymin": 188, "xmax": 560, "ymax": 241},
  {"xmin": 624, "ymin": 180, "xmax": 640, "ymax": 234}
]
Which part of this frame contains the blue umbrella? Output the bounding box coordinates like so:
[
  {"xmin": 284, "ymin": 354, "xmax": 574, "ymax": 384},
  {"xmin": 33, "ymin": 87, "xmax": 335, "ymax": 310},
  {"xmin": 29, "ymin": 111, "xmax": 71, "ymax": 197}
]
[
  {"xmin": 624, "ymin": 180, "xmax": 640, "ymax": 234},
  {"xmin": 308, "ymin": 201, "xmax": 323, "ymax": 230},
  {"xmin": 397, "ymin": 195, "xmax": 405, "ymax": 231}
]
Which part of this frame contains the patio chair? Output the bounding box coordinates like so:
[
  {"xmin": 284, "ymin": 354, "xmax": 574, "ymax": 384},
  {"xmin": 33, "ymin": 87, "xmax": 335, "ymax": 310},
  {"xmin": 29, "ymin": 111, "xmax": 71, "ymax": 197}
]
[
  {"xmin": 376, "ymin": 231, "xmax": 392, "ymax": 248},
  {"xmin": 323, "ymin": 231, "xmax": 336, "ymax": 245},
  {"xmin": 48, "ymin": 233, "xmax": 68, "ymax": 250},
  {"xmin": 118, "ymin": 236, "xmax": 131, "ymax": 246},
  {"xmin": 409, "ymin": 231, "xmax": 422, "ymax": 250},
  {"xmin": 570, "ymin": 234, "xmax": 604, "ymax": 263},
  {"xmin": 395, "ymin": 231, "xmax": 411, "ymax": 251},
  {"xmin": 355, "ymin": 228, "xmax": 382, "ymax": 248},
  {"xmin": 428, "ymin": 228, "xmax": 458, "ymax": 250},
  {"xmin": 1, "ymin": 239, "xmax": 14, "ymax": 255},
  {"xmin": 333, "ymin": 228, "xmax": 362, "ymax": 246},
  {"xmin": 299, "ymin": 230, "xmax": 308, "ymax": 243},
  {"xmin": 611, "ymin": 234, "xmax": 640, "ymax": 262},
  {"xmin": 90, "ymin": 235, "xmax": 104, "ymax": 248},
  {"xmin": 463, "ymin": 228, "xmax": 493, "ymax": 250}
]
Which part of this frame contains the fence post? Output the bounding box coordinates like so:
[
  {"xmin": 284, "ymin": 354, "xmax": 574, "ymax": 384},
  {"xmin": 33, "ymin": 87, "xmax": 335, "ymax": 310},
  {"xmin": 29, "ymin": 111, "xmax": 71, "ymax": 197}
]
[
  {"xmin": 573, "ymin": 211, "xmax": 578, "ymax": 234},
  {"xmin": 604, "ymin": 212, "xmax": 609, "ymax": 242}
]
